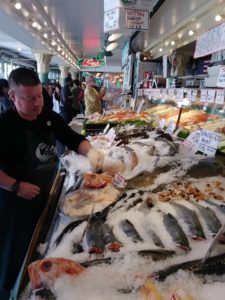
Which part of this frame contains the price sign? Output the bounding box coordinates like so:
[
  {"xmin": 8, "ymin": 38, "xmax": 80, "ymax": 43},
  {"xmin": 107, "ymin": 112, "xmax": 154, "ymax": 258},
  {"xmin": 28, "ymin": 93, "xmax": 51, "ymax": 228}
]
[
  {"xmin": 155, "ymin": 89, "xmax": 161, "ymax": 98},
  {"xmin": 106, "ymin": 127, "xmax": 116, "ymax": 145},
  {"xmin": 113, "ymin": 173, "xmax": 127, "ymax": 188},
  {"xmin": 166, "ymin": 120, "xmax": 176, "ymax": 135},
  {"xmin": 168, "ymin": 89, "xmax": 174, "ymax": 99},
  {"xmin": 104, "ymin": 8, "xmax": 120, "ymax": 32},
  {"xmin": 176, "ymin": 88, "xmax": 184, "ymax": 102},
  {"xmin": 215, "ymin": 90, "xmax": 225, "ymax": 105},
  {"xmin": 158, "ymin": 118, "xmax": 167, "ymax": 129},
  {"xmin": 200, "ymin": 89, "xmax": 208, "ymax": 102},
  {"xmin": 182, "ymin": 131, "xmax": 202, "ymax": 154},
  {"xmin": 217, "ymin": 66, "xmax": 225, "ymax": 88},
  {"xmin": 207, "ymin": 90, "xmax": 216, "ymax": 103},
  {"xmin": 198, "ymin": 129, "xmax": 221, "ymax": 157},
  {"xmin": 187, "ymin": 90, "xmax": 192, "ymax": 101},
  {"xmin": 191, "ymin": 90, "xmax": 198, "ymax": 102},
  {"xmin": 161, "ymin": 89, "xmax": 167, "ymax": 100}
]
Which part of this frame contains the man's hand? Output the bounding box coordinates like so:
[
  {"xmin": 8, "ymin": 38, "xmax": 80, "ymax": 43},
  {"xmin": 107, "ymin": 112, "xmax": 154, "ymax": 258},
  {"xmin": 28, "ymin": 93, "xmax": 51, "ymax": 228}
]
[
  {"xmin": 17, "ymin": 182, "xmax": 40, "ymax": 200},
  {"xmin": 87, "ymin": 148, "xmax": 103, "ymax": 171}
]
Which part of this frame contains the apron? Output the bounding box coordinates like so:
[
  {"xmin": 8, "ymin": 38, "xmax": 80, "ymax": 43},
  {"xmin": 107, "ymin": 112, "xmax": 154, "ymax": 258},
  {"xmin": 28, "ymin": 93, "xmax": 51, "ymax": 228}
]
[{"xmin": 0, "ymin": 126, "xmax": 58, "ymax": 293}]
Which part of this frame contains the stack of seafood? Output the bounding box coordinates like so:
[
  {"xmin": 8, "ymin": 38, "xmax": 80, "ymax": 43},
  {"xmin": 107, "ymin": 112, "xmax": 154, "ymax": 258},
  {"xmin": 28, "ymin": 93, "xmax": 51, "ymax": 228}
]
[{"xmin": 24, "ymin": 128, "xmax": 225, "ymax": 300}]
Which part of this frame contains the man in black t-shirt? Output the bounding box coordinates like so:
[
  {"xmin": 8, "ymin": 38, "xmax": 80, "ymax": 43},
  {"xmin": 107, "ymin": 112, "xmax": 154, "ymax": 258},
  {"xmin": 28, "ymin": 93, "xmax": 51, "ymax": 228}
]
[{"xmin": 0, "ymin": 68, "xmax": 101, "ymax": 297}]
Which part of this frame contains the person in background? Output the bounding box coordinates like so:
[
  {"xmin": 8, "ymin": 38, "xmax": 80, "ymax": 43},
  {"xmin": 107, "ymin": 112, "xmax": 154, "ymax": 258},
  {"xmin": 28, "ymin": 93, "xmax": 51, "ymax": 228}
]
[
  {"xmin": 42, "ymin": 83, "xmax": 53, "ymax": 110},
  {"xmin": 73, "ymin": 79, "xmax": 85, "ymax": 115},
  {"xmin": 60, "ymin": 77, "xmax": 76, "ymax": 123},
  {"xmin": 0, "ymin": 79, "xmax": 11, "ymax": 113},
  {"xmin": 0, "ymin": 67, "xmax": 100, "ymax": 297},
  {"xmin": 84, "ymin": 76, "xmax": 106, "ymax": 117}
]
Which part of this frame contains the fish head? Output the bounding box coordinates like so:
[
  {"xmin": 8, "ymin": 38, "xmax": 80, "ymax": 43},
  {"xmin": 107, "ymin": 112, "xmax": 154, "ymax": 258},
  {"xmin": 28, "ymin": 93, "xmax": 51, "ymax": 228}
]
[{"xmin": 28, "ymin": 258, "xmax": 85, "ymax": 289}]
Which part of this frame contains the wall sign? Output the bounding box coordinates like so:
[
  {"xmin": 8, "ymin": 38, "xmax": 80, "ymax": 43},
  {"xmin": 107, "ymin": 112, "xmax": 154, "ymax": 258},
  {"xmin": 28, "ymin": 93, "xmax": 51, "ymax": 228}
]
[
  {"xmin": 104, "ymin": 8, "xmax": 120, "ymax": 32},
  {"xmin": 217, "ymin": 66, "xmax": 225, "ymax": 88},
  {"xmin": 194, "ymin": 22, "xmax": 225, "ymax": 58},
  {"xmin": 125, "ymin": 9, "xmax": 149, "ymax": 31}
]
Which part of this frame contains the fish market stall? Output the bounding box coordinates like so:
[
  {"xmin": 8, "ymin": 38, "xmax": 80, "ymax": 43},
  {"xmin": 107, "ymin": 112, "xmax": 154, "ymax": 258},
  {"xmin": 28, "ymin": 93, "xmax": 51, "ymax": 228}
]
[{"xmin": 17, "ymin": 122, "xmax": 225, "ymax": 300}]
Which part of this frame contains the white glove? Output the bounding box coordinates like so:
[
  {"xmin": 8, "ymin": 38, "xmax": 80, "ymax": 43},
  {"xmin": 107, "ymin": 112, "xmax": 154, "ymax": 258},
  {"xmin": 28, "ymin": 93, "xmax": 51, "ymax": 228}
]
[{"xmin": 87, "ymin": 148, "xmax": 103, "ymax": 171}]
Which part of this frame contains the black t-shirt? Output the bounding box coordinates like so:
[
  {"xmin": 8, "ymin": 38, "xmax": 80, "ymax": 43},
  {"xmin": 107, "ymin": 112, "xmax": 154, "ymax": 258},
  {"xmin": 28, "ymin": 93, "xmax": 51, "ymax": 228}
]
[
  {"xmin": 0, "ymin": 108, "xmax": 86, "ymax": 168},
  {"xmin": 60, "ymin": 84, "xmax": 73, "ymax": 107}
]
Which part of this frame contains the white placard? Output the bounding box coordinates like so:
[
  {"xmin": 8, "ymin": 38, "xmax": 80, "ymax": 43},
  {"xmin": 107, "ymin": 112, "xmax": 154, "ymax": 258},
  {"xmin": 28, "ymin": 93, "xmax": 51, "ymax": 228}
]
[
  {"xmin": 113, "ymin": 173, "xmax": 127, "ymax": 188},
  {"xmin": 191, "ymin": 90, "xmax": 198, "ymax": 102},
  {"xmin": 215, "ymin": 90, "xmax": 225, "ymax": 105},
  {"xmin": 207, "ymin": 90, "xmax": 216, "ymax": 103},
  {"xmin": 104, "ymin": 8, "xmax": 120, "ymax": 32},
  {"xmin": 200, "ymin": 90, "xmax": 208, "ymax": 102},
  {"xmin": 176, "ymin": 88, "xmax": 184, "ymax": 102},
  {"xmin": 166, "ymin": 120, "xmax": 176, "ymax": 135},
  {"xmin": 182, "ymin": 131, "xmax": 202, "ymax": 154},
  {"xmin": 198, "ymin": 129, "xmax": 221, "ymax": 157},
  {"xmin": 158, "ymin": 118, "xmax": 166, "ymax": 129},
  {"xmin": 194, "ymin": 22, "xmax": 225, "ymax": 58},
  {"xmin": 125, "ymin": 9, "xmax": 149, "ymax": 31},
  {"xmin": 217, "ymin": 66, "xmax": 225, "ymax": 88},
  {"xmin": 187, "ymin": 90, "xmax": 192, "ymax": 101},
  {"xmin": 161, "ymin": 89, "xmax": 167, "ymax": 100},
  {"xmin": 106, "ymin": 127, "xmax": 116, "ymax": 145},
  {"xmin": 168, "ymin": 89, "xmax": 174, "ymax": 99}
]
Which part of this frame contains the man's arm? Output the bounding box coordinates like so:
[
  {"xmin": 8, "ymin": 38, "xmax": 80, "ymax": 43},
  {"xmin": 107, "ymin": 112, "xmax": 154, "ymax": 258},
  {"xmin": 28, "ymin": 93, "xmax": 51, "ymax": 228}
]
[{"xmin": 0, "ymin": 169, "xmax": 40, "ymax": 200}]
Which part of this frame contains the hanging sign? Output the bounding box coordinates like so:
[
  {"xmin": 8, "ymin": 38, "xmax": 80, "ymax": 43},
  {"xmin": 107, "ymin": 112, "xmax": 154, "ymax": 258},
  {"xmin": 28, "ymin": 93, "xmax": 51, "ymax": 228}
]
[
  {"xmin": 207, "ymin": 90, "xmax": 216, "ymax": 103},
  {"xmin": 104, "ymin": 8, "xmax": 120, "ymax": 32},
  {"xmin": 77, "ymin": 53, "xmax": 105, "ymax": 69},
  {"xmin": 194, "ymin": 22, "xmax": 225, "ymax": 58},
  {"xmin": 215, "ymin": 90, "xmax": 225, "ymax": 105},
  {"xmin": 191, "ymin": 90, "xmax": 198, "ymax": 102},
  {"xmin": 125, "ymin": 9, "xmax": 149, "ymax": 31},
  {"xmin": 176, "ymin": 88, "xmax": 184, "ymax": 102},
  {"xmin": 187, "ymin": 90, "xmax": 192, "ymax": 101},
  {"xmin": 217, "ymin": 66, "xmax": 225, "ymax": 88},
  {"xmin": 200, "ymin": 89, "xmax": 208, "ymax": 102}
]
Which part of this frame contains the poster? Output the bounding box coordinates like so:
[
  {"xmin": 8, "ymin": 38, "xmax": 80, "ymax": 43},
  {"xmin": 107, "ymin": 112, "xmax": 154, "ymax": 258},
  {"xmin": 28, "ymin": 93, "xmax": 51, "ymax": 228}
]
[
  {"xmin": 125, "ymin": 9, "xmax": 149, "ymax": 30},
  {"xmin": 194, "ymin": 22, "xmax": 225, "ymax": 58}
]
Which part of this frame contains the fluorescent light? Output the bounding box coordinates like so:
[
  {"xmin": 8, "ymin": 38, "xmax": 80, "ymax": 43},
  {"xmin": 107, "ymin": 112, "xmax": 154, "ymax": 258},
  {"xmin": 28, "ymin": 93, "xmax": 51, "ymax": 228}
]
[
  {"xmin": 108, "ymin": 33, "xmax": 123, "ymax": 42},
  {"xmin": 165, "ymin": 41, "xmax": 169, "ymax": 46},
  {"xmin": 215, "ymin": 15, "xmax": 222, "ymax": 22},
  {"xmin": 32, "ymin": 21, "xmax": 38, "ymax": 28},
  {"xmin": 106, "ymin": 42, "xmax": 118, "ymax": 51},
  {"xmin": 17, "ymin": 47, "xmax": 21, "ymax": 51},
  {"xmin": 14, "ymin": 2, "xmax": 22, "ymax": 9},
  {"xmin": 188, "ymin": 30, "xmax": 194, "ymax": 36},
  {"xmin": 43, "ymin": 33, "xmax": 48, "ymax": 38},
  {"xmin": 159, "ymin": 48, "xmax": 163, "ymax": 52},
  {"xmin": 171, "ymin": 41, "xmax": 175, "ymax": 46}
]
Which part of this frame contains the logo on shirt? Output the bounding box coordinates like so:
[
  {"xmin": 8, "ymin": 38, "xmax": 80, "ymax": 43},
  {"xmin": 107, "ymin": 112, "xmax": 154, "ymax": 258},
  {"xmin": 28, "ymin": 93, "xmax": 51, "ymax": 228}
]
[{"xmin": 36, "ymin": 143, "xmax": 57, "ymax": 162}]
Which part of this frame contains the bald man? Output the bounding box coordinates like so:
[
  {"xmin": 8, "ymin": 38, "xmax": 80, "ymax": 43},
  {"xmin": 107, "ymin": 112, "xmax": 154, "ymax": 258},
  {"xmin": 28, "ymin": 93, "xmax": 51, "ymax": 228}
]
[{"xmin": 84, "ymin": 76, "xmax": 106, "ymax": 117}]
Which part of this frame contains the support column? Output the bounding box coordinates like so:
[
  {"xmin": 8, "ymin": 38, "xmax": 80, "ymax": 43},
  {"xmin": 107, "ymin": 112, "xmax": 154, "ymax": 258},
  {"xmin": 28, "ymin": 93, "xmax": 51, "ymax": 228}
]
[
  {"xmin": 34, "ymin": 53, "xmax": 52, "ymax": 83},
  {"xmin": 59, "ymin": 65, "xmax": 70, "ymax": 86}
]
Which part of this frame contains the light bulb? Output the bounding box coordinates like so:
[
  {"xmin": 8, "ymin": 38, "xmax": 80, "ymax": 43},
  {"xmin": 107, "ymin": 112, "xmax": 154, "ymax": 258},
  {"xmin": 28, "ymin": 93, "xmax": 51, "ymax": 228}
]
[
  {"xmin": 14, "ymin": 2, "xmax": 21, "ymax": 9},
  {"xmin": 188, "ymin": 30, "xmax": 194, "ymax": 36},
  {"xmin": 215, "ymin": 15, "xmax": 222, "ymax": 22},
  {"xmin": 159, "ymin": 48, "xmax": 163, "ymax": 52},
  {"xmin": 43, "ymin": 33, "xmax": 48, "ymax": 39},
  {"xmin": 171, "ymin": 41, "xmax": 175, "ymax": 46},
  {"xmin": 32, "ymin": 21, "xmax": 37, "ymax": 28}
]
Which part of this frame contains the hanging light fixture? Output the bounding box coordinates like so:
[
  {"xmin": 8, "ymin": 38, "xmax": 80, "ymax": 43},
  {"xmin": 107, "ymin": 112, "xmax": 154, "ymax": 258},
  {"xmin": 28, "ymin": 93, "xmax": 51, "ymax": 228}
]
[
  {"xmin": 108, "ymin": 33, "xmax": 122, "ymax": 42},
  {"xmin": 106, "ymin": 42, "xmax": 118, "ymax": 52}
]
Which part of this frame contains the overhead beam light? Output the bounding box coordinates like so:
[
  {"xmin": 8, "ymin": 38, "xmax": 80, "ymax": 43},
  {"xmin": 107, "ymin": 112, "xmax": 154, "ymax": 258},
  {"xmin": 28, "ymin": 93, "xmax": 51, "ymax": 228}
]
[
  {"xmin": 188, "ymin": 30, "xmax": 194, "ymax": 36},
  {"xmin": 108, "ymin": 33, "xmax": 123, "ymax": 42},
  {"xmin": 159, "ymin": 48, "xmax": 163, "ymax": 52},
  {"xmin": 14, "ymin": 2, "xmax": 22, "ymax": 9},
  {"xmin": 165, "ymin": 41, "xmax": 169, "ymax": 46},
  {"xmin": 51, "ymin": 40, "xmax": 56, "ymax": 46},
  {"xmin": 17, "ymin": 47, "xmax": 21, "ymax": 51},
  {"xmin": 171, "ymin": 41, "xmax": 175, "ymax": 46},
  {"xmin": 43, "ymin": 33, "xmax": 48, "ymax": 38},
  {"xmin": 215, "ymin": 15, "xmax": 222, "ymax": 22},
  {"xmin": 106, "ymin": 42, "xmax": 118, "ymax": 51}
]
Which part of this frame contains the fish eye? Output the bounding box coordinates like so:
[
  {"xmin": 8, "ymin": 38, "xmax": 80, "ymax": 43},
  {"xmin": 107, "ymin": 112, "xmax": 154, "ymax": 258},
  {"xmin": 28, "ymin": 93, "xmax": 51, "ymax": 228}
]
[{"xmin": 41, "ymin": 260, "xmax": 52, "ymax": 272}]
